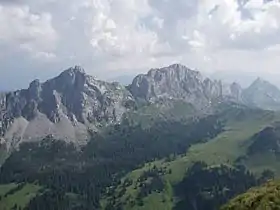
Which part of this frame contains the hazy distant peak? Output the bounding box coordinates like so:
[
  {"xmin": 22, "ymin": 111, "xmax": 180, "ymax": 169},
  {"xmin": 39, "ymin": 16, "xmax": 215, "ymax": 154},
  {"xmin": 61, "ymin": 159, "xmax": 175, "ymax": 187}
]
[
  {"xmin": 252, "ymin": 77, "xmax": 266, "ymax": 84},
  {"xmin": 243, "ymin": 76, "xmax": 280, "ymax": 110},
  {"xmin": 249, "ymin": 77, "xmax": 280, "ymax": 92}
]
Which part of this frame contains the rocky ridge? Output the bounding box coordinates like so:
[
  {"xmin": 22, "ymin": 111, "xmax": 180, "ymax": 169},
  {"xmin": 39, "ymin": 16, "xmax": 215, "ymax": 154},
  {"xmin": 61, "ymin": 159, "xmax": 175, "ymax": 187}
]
[
  {"xmin": 1, "ymin": 63, "xmax": 280, "ymax": 149},
  {"xmin": 129, "ymin": 64, "xmax": 242, "ymax": 106}
]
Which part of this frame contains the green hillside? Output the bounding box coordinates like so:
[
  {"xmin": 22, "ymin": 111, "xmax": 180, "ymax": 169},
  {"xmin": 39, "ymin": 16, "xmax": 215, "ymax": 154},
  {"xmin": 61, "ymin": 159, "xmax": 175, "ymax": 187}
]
[
  {"xmin": 1, "ymin": 102, "xmax": 280, "ymax": 210},
  {"xmin": 102, "ymin": 107, "xmax": 279, "ymax": 210},
  {"xmin": 221, "ymin": 180, "xmax": 280, "ymax": 210},
  {"xmin": 0, "ymin": 183, "xmax": 41, "ymax": 210},
  {"xmin": 238, "ymin": 120, "xmax": 280, "ymax": 176}
]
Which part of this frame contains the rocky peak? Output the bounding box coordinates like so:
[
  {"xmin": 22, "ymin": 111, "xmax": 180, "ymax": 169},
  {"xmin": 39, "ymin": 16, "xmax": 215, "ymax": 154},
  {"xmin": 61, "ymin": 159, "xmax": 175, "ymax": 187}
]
[
  {"xmin": 60, "ymin": 65, "xmax": 86, "ymax": 77},
  {"xmin": 28, "ymin": 79, "xmax": 42, "ymax": 101},
  {"xmin": 230, "ymin": 82, "xmax": 243, "ymax": 101},
  {"xmin": 52, "ymin": 66, "xmax": 87, "ymax": 91},
  {"xmin": 147, "ymin": 63, "xmax": 202, "ymax": 80},
  {"xmin": 250, "ymin": 78, "xmax": 272, "ymax": 89},
  {"xmin": 43, "ymin": 66, "xmax": 135, "ymax": 124},
  {"xmin": 129, "ymin": 64, "xmax": 223, "ymax": 107},
  {"xmin": 29, "ymin": 79, "xmax": 41, "ymax": 89},
  {"xmin": 0, "ymin": 66, "xmax": 136, "ymax": 147},
  {"xmin": 247, "ymin": 77, "xmax": 280, "ymax": 96},
  {"xmin": 242, "ymin": 78, "xmax": 280, "ymax": 110}
]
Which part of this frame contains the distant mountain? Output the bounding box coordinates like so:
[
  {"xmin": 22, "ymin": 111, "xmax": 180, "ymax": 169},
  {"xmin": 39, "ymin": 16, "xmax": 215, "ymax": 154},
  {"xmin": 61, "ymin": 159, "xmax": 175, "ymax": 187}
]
[
  {"xmin": 1, "ymin": 63, "xmax": 280, "ymax": 151},
  {"xmin": 210, "ymin": 71, "xmax": 257, "ymax": 88},
  {"xmin": 243, "ymin": 78, "xmax": 280, "ymax": 110},
  {"xmin": 0, "ymin": 64, "xmax": 237, "ymax": 151},
  {"xmin": 2, "ymin": 63, "xmax": 280, "ymax": 210},
  {"xmin": 0, "ymin": 66, "xmax": 135, "ymax": 149},
  {"xmin": 129, "ymin": 64, "xmax": 240, "ymax": 107}
]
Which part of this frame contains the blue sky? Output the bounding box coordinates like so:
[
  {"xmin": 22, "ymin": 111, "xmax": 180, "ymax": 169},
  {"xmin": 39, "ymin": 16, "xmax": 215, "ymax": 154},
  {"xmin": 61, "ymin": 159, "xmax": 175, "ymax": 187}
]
[{"xmin": 1, "ymin": 0, "xmax": 280, "ymax": 90}]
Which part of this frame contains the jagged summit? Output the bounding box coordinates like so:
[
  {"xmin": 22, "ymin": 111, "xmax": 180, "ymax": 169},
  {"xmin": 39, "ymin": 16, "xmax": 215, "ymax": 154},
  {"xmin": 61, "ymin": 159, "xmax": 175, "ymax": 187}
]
[
  {"xmin": 60, "ymin": 65, "xmax": 86, "ymax": 75},
  {"xmin": 29, "ymin": 79, "xmax": 41, "ymax": 88},
  {"xmin": 0, "ymin": 66, "xmax": 135, "ymax": 148},
  {"xmin": 58, "ymin": 66, "xmax": 86, "ymax": 81},
  {"xmin": 28, "ymin": 66, "xmax": 86, "ymax": 93},
  {"xmin": 146, "ymin": 63, "xmax": 201, "ymax": 79},
  {"xmin": 129, "ymin": 63, "xmax": 231, "ymax": 106}
]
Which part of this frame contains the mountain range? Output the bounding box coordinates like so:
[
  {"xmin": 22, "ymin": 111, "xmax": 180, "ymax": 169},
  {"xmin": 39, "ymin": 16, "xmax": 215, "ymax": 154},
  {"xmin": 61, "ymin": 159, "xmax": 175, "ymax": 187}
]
[
  {"xmin": 2, "ymin": 63, "xmax": 280, "ymax": 210},
  {"xmin": 1, "ymin": 63, "xmax": 280, "ymax": 151}
]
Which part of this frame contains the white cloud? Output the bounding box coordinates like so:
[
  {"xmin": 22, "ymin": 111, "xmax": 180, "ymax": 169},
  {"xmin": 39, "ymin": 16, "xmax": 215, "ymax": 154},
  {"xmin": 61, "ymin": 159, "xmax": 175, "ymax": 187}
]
[
  {"xmin": 1, "ymin": 0, "xmax": 280, "ymax": 90},
  {"xmin": 191, "ymin": 0, "xmax": 280, "ymax": 50},
  {"xmin": 82, "ymin": 0, "xmax": 166, "ymax": 56},
  {"xmin": 0, "ymin": 4, "xmax": 57, "ymax": 57}
]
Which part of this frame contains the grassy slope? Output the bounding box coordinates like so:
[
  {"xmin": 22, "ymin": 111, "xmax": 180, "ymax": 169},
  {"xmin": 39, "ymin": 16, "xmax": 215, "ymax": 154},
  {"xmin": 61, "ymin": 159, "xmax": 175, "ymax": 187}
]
[
  {"xmin": 1, "ymin": 104, "xmax": 279, "ymax": 210},
  {"xmin": 244, "ymin": 153, "xmax": 280, "ymax": 176},
  {"xmin": 103, "ymin": 109, "xmax": 280, "ymax": 210},
  {"xmin": 0, "ymin": 183, "xmax": 42, "ymax": 210},
  {"xmin": 240, "ymin": 112, "xmax": 280, "ymax": 176},
  {"xmin": 221, "ymin": 180, "xmax": 280, "ymax": 210}
]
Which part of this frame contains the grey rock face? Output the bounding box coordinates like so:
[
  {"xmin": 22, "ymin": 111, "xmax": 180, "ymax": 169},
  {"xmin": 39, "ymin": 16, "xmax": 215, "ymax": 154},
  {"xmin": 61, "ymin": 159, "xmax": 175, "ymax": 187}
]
[
  {"xmin": 242, "ymin": 78, "xmax": 280, "ymax": 110},
  {"xmin": 221, "ymin": 82, "xmax": 244, "ymax": 102},
  {"xmin": 0, "ymin": 66, "xmax": 136, "ymax": 148},
  {"xmin": 230, "ymin": 82, "xmax": 243, "ymax": 101},
  {"xmin": 130, "ymin": 64, "xmax": 204, "ymax": 101},
  {"xmin": 129, "ymin": 64, "xmax": 240, "ymax": 107}
]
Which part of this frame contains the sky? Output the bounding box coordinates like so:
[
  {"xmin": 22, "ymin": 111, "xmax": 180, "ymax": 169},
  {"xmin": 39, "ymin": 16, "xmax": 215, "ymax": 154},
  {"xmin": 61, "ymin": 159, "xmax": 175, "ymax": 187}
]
[{"xmin": 1, "ymin": 0, "xmax": 280, "ymax": 90}]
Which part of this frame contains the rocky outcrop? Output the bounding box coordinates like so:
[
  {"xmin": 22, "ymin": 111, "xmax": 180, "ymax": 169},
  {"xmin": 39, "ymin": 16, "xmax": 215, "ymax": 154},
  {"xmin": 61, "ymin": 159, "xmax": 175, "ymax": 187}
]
[
  {"xmin": 221, "ymin": 82, "xmax": 244, "ymax": 102},
  {"xmin": 0, "ymin": 66, "xmax": 135, "ymax": 148},
  {"xmin": 129, "ymin": 64, "xmax": 240, "ymax": 107},
  {"xmin": 230, "ymin": 82, "xmax": 243, "ymax": 101}
]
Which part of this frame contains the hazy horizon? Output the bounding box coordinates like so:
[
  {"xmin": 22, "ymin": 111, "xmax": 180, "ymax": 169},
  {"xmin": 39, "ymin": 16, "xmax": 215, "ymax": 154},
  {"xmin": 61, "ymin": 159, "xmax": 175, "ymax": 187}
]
[{"xmin": 2, "ymin": 63, "xmax": 280, "ymax": 92}]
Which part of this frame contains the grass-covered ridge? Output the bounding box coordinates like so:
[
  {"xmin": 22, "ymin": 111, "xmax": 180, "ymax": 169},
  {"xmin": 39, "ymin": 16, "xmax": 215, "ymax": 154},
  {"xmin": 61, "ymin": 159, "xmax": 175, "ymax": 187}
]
[{"xmin": 221, "ymin": 180, "xmax": 280, "ymax": 210}]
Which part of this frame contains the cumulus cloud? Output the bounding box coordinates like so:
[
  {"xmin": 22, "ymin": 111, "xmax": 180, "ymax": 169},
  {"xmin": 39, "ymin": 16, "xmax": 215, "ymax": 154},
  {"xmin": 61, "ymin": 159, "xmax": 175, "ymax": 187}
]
[
  {"xmin": 80, "ymin": 0, "xmax": 167, "ymax": 57},
  {"xmin": 1, "ymin": 0, "xmax": 280, "ymax": 90},
  {"xmin": 0, "ymin": 4, "xmax": 57, "ymax": 59}
]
